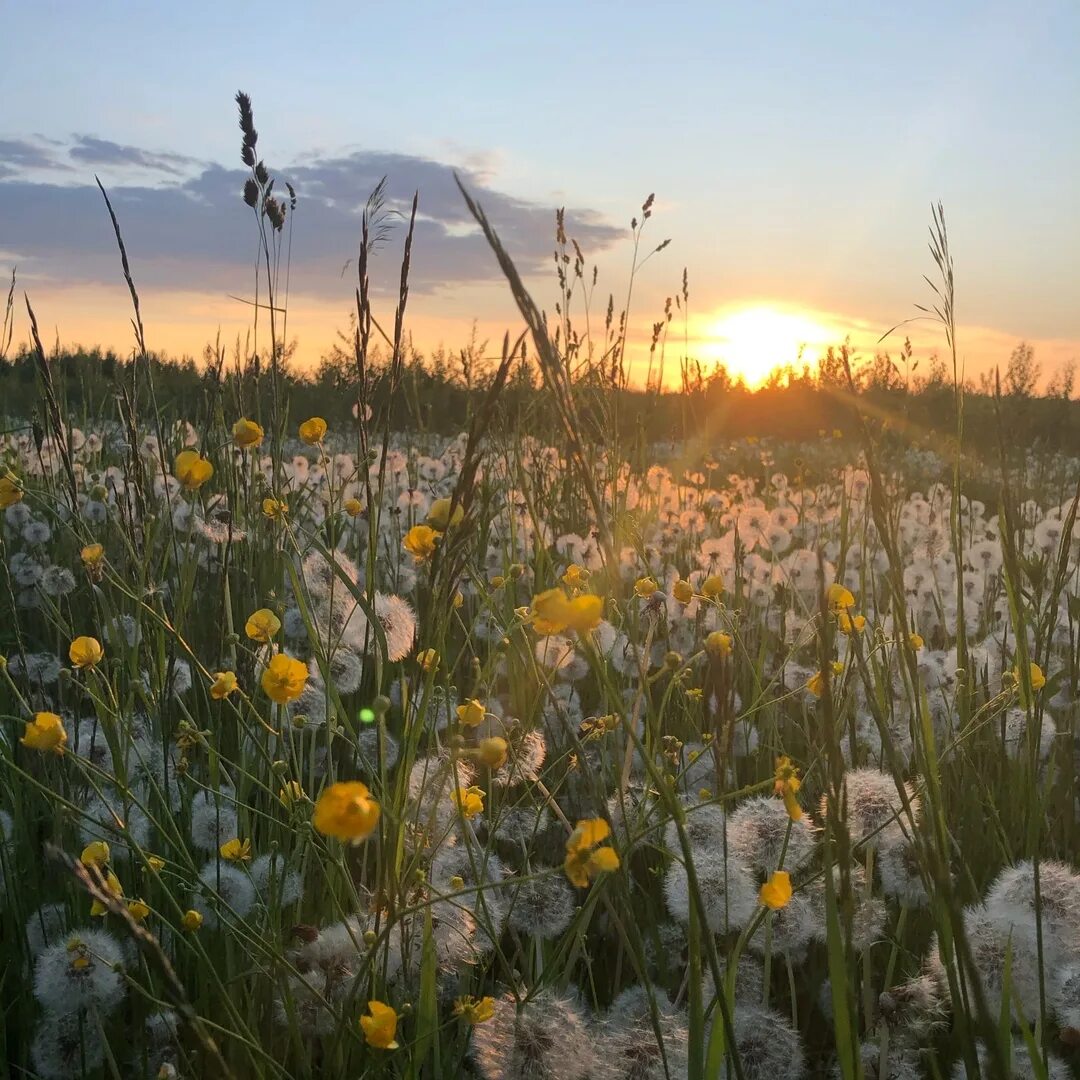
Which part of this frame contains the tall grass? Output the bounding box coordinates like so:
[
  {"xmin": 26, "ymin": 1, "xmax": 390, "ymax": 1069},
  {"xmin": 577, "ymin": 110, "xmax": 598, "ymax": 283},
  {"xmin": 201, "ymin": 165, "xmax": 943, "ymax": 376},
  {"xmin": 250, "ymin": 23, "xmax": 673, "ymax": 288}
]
[{"xmin": 1, "ymin": 94, "xmax": 1080, "ymax": 1080}]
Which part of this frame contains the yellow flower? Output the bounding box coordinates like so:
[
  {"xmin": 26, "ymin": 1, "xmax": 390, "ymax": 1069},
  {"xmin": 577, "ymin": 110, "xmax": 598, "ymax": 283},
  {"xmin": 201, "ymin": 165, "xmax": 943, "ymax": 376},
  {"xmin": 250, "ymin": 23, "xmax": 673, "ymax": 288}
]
[
  {"xmin": 219, "ymin": 837, "xmax": 252, "ymax": 862},
  {"xmin": 838, "ymin": 612, "xmax": 867, "ymax": 635},
  {"xmin": 530, "ymin": 588, "xmax": 602, "ymax": 636},
  {"xmin": 428, "ymin": 497, "xmax": 464, "ymax": 530},
  {"xmin": 490, "ymin": 574, "xmax": 506, "ymax": 589},
  {"xmin": 127, "ymin": 898, "xmax": 151, "ymax": 922},
  {"xmin": 452, "ymin": 591, "xmax": 464, "ymax": 609},
  {"xmin": 562, "ymin": 564, "xmax": 589, "ymax": 590},
  {"xmin": 1014, "ymin": 661, "xmax": 1046, "ymax": 692},
  {"xmin": 634, "ymin": 576, "xmax": 659, "ymax": 599},
  {"xmin": 908, "ymin": 632, "xmax": 925, "ymax": 651},
  {"xmin": 312, "ymin": 781, "xmax": 381, "ymax": 841},
  {"xmin": 759, "ymin": 870, "xmax": 793, "ymax": 910},
  {"xmin": 0, "ymin": 473, "xmax": 23, "ymax": 508},
  {"xmin": 564, "ymin": 818, "xmax": 620, "ymax": 888},
  {"xmin": 672, "ymin": 579, "xmax": 694, "ymax": 604},
  {"xmin": 232, "ymin": 417, "xmax": 264, "ymax": 449},
  {"xmin": 146, "ymin": 855, "xmax": 166, "ymax": 872},
  {"xmin": 80, "ymin": 543, "xmax": 105, "ymax": 570},
  {"xmin": 69, "ymin": 636, "xmax": 104, "ymax": 670},
  {"xmin": 90, "ymin": 869, "xmax": 123, "ymax": 917},
  {"xmin": 773, "ymin": 755, "xmax": 803, "ymax": 822},
  {"xmin": 245, "ymin": 608, "xmax": 281, "ymax": 643},
  {"xmin": 701, "ymin": 574, "xmax": 724, "ymax": 599},
  {"xmin": 80, "ymin": 841, "xmax": 111, "ymax": 868},
  {"xmin": 262, "ymin": 497, "xmax": 288, "ymax": 520},
  {"xmin": 181, "ymin": 909, "xmax": 203, "ymax": 931},
  {"xmin": 173, "ymin": 450, "xmax": 213, "ymax": 491},
  {"xmin": 476, "ymin": 736, "xmax": 508, "ymax": 770},
  {"xmin": 807, "ymin": 661, "xmax": 844, "ymax": 698},
  {"xmin": 456, "ymin": 698, "xmax": 486, "ymax": 728},
  {"xmin": 417, "ymin": 648, "xmax": 439, "ymax": 673},
  {"xmin": 452, "ymin": 786, "xmax": 485, "ymax": 820},
  {"xmin": 298, "ymin": 416, "xmax": 328, "ymax": 445},
  {"xmin": 360, "ymin": 1000, "xmax": 399, "ymax": 1050},
  {"xmin": 826, "ymin": 583, "xmax": 855, "ymax": 613},
  {"xmin": 21, "ymin": 711, "xmax": 67, "ymax": 754},
  {"xmin": 403, "ymin": 524, "xmax": 440, "ymax": 562},
  {"xmin": 261, "ymin": 654, "xmax": 308, "ymax": 705},
  {"xmin": 453, "ymin": 995, "xmax": 495, "ymax": 1024},
  {"xmin": 343, "ymin": 497, "xmax": 364, "ymax": 517},
  {"xmin": 704, "ymin": 631, "xmax": 733, "ymax": 658},
  {"xmin": 209, "ymin": 671, "xmax": 238, "ymax": 700},
  {"xmin": 278, "ymin": 780, "xmax": 305, "ymax": 809}
]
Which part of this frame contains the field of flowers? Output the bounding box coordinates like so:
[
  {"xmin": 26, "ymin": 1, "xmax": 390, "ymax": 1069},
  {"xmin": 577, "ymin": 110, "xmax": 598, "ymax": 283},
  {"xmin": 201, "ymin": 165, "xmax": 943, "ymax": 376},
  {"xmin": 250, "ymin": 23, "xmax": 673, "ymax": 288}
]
[
  {"xmin": 3, "ymin": 404, "xmax": 1080, "ymax": 1079},
  {"xmin": 4, "ymin": 93, "xmax": 1080, "ymax": 1080}
]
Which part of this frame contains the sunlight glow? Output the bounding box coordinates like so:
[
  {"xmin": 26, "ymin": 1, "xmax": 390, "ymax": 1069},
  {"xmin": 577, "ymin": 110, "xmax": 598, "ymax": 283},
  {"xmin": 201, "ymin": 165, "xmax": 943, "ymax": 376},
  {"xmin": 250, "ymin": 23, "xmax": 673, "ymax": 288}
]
[{"xmin": 699, "ymin": 304, "xmax": 840, "ymax": 387}]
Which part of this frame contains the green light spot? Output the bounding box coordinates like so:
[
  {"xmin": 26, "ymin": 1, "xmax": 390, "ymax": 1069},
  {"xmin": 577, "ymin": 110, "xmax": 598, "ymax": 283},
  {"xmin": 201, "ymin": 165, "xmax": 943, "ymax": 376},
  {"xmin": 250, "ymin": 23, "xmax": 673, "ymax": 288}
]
[{"xmin": 359, "ymin": 708, "xmax": 376, "ymax": 725}]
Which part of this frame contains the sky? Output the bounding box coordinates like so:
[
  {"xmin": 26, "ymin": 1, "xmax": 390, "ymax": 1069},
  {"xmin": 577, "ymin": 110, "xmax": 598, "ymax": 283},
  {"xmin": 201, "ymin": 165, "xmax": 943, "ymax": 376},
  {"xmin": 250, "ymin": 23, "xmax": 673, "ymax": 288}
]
[{"xmin": 2, "ymin": 0, "xmax": 1079, "ymax": 388}]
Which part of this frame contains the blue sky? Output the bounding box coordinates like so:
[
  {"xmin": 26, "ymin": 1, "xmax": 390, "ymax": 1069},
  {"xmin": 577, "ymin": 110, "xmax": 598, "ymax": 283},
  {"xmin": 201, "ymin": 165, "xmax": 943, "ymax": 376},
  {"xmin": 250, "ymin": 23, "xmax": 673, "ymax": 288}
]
[{"xmin": 3, "ymin": 0, "xmax": 1078, "ymax": 382}]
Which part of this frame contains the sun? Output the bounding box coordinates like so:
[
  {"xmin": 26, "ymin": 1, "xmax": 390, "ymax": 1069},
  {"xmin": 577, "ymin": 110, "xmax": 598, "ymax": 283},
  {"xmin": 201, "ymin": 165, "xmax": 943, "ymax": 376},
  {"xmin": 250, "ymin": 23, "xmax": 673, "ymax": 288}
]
[{"xmin": 698, "ymin": 304, "xmax": 838, "ymax": 388}]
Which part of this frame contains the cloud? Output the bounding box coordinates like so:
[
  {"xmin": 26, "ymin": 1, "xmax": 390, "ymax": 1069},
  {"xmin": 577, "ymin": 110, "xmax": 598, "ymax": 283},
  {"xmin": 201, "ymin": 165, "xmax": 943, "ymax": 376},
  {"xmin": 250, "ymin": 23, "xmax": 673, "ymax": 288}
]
[
  {"xmin": 0, "ymin": 139, "xmax": 623, "ymax": 301},
  {"xmin": 68, "ymin": 136, "xmax": 200, "ymax": 175},
  {"xmin": 0, "ymin": 137, "xmax": 70, "ymax": 172}
]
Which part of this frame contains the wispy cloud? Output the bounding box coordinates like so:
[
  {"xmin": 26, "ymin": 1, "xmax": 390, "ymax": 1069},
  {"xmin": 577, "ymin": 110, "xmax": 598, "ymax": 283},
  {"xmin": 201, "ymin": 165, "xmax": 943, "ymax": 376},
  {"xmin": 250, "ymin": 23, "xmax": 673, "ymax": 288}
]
[{"xmin": 0, "ymin": 137, "xmax": 623, "ymax": 301}]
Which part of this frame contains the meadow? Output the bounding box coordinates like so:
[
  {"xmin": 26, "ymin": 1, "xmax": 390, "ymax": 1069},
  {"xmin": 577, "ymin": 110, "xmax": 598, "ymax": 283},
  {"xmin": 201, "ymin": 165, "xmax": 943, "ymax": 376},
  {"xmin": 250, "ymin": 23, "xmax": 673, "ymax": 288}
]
[{"xmin": 3, "ymin": 95, "xmax": 1080, "ymax": 1080}]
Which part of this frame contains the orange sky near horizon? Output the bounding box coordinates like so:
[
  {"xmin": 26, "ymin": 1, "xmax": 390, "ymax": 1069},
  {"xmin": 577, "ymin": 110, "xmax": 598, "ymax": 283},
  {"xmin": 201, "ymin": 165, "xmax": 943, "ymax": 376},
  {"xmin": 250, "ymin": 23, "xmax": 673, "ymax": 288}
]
[{"xmin": 12, "ymin": 279, "xmax": 1080, "ymax": 395}]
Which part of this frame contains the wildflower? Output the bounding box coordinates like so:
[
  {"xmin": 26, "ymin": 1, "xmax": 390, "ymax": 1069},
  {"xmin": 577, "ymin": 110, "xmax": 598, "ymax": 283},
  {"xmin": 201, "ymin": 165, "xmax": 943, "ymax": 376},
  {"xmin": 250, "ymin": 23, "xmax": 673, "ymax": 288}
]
[
  {"xmin": 312, "ymin": 781, "xmax": 380, "ymax": 841},
  {"xmin": 298, "ymin": 416, "xmax": 328, "ymax": 445},
  {"xmin": 530, "ymin": 588, "xmax": 603, "ymax": 635},
  {"xmin": 490, "ymin": 574, "xmax": 506, "ymax": 589},
  {"xmin": 564, "ymin": 818, "xmax": 620, "ymax": 887},
  {"xmin": 0, "ymin": 473, "xmax": 23, "ymax": 508},
  {"xmin": 21, "ymin": 711, "xmax": 67, "ymax": 754},
  {"xmin": 562, "ymin": 563, "xmax": 589, "ymax": 590},
  {"xmin": 343, "ymin": 497, "xmax": 364, "ymax": 517},
  {"xmin": 262, "ymin": 497, "xmax": 288, "ymax": 520},
  {"xmin": 173, "ymin": 450, "xmax": 213, "ymax": 491},
  {"xmin": 909, "ymin": 632, "xmax": 925, "ymax": 651},
  {"xmin": 146, "ymin": 855, "xmax": 166, "ymax": 872},
  {"xmin": 701, "ymin": 574, "xmax": 724, "ymax": 599},
  {"xmin": 456, "ymin": 698, "xmax": 486, "ymax": 728},
  {"xmin": 232, "ymin": 418, "xmax": 264, "ymax": 449},
  {"xmin": 704, "ymin": 630, "xmax": 733, "ymax": 657},
  {"xmin": 773, "ymin": 756, "xmax": 803, "ymax": 822},
  {"xmin": 81, "ymin": 543, "xmax": 105, "ymax": 572},
  {"xmin": 838, "ymin": 612, "xmax": 867, "ymax": 634},
  {"xmin": 69, "ymin": 636, "xmax": 104, "ymax": 670},
  {"xmin": 454, "ymin": 995, "xmax": 495, "ymax": 1024},
  {"xmin": 360, "ymin": 1000, "xmax": 399, "ymax": 1050},
  {"xmin": 403, "ymin": 524, "xmax": 440, "ymax": 562},
  {"xmin": 673, "ymin": 579, "xmax": 694, "ymax": 604},
  {"xmin": 476, "ymin": 736, "xmax": 509, "ymax": 770},
  {"xmin": 453, "ymin": 591, "xmax": 464, "ymax": 609},
  {"xmin": 220, "ymin": 838, "xmax": 252, "ymax": 862},
  {"xmin": 90, "ymin": 870, "xmax": 123, "ymax": 917},
  {"xmin": 417, "ymin": 648, "xmax": 439, "ymax": 673},
  {"xmin": 261, "ymin": 654, "xmax": 308, "ymax": 704},
  {"xmin": 208, "ymin": 671, "xmax": 238, "ymax": 700},
  {"xmin": 245, "ymin": 608, "xmax": 281, "ymax": 642},
  {"xmin": 278, "ymin": 780, "xmax": 305, "ymax": 808},
  {"xmin": 33, "ymin": 930, "xmax": 126, "ymax": 1016},
  {"xmin": 1014, "ymin": 661, "xmax": 1046, "ymax": 692},
  {"xmin": 80, "ymin": 842, "xmax": 110, "ymax": 868},
  {"xmin": 181, "ymin": 909, "xmax": 203, "ymax": 931},
  {"xmin": 127, "ymin": 898, "xmax": 151, "ymax": 922},
  {"xmin": 807, "ymin": 661, "xmax": 844, "ymax": 697},
  {"xmin": 760, "ymin": 870, "xmax": 793, "ymax": 910},
  {"xmin": 827, "ymin": 583, "xmax": 855, "ymax": 612},
  {"xmin": 634, "ymin": 576, "xmax": 659, "ymax": 598},
  {"xmin": 428, "ymin": 497, "xmax": 464, "ymax": 529},
  {"xmin": 452, "ymin": 786, "xmax": 485, "ymax": 820}
]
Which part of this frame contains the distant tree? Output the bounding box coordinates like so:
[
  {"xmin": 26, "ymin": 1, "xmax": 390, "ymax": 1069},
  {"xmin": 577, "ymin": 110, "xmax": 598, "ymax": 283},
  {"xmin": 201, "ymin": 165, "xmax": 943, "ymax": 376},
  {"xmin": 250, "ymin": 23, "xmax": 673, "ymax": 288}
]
[
  {"xmin": 1046, "ymin": 360, "xmax": 1076, "ymax": 400},
  {"xmin": 1004, "ymin": 341, "xmax": 1040, "ymax": 398}
]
